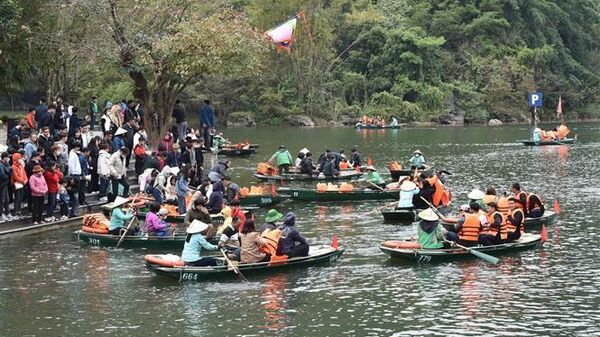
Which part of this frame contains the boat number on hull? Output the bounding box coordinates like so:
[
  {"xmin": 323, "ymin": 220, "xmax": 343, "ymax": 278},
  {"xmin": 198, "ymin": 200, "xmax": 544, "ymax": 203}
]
[
  {"xmin": 416, "ymin": 254, "xmax": 432, "ymax": 263},
  {"xmin": 292, "ymin": 192, "xmax": 299, "ymax": 197},
  {"xmin": 329, "ymin": 254, "xmax": 339, "ymax": 263},
  {"xmin": 260, "ymin": 198, "xmax": 272, "ymax": 204},
  {"xmin": 180, "ymin": 273, "xmax": 198, "ymax": 281},
  {"xmin": 88, "ymin": 238, "xmax": 101, "ymax": 245}
]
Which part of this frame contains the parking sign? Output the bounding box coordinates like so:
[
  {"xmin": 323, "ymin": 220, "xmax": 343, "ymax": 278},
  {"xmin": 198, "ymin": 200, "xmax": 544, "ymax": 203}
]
[{"xmin": 528, "ymin": 92, "xmax": 543, "ymax": 107}]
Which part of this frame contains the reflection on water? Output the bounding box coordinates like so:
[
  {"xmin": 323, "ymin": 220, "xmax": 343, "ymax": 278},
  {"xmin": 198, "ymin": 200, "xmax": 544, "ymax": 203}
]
[{"xmin": 2, "ymin": 123, "xmax": 600, "ymax": 336}]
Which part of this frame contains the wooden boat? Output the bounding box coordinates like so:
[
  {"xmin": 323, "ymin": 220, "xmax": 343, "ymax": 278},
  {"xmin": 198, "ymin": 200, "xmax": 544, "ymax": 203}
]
[
  {"xmin": 238, "ymin": 194, "xmax": 289, "ymax": 207},
  {"xmin": 101, "ymin": 205, "xmax": 249, "ymax": 225},
  {"xmin": 278, "ymin": 187, "xmax": 399, "ymax": 202},
  {"xmin": 254, "ymin": 171, "xmax": 363, "ymax": 182},
  {"xmin": 388, "ymin": 166, "xmax": 433, "ymax": 181},
  {"xmin": 380, "ymin": 233, "xmax": 542, "ymax": 262},
  {"xmin": 441, "ymin": 210, "xmax": 557, "ymax": 232},
  {"xmin": 355, "ymin": 123, "xmax": 401, "ymax": 130},
  {"xmin": 518, "ymin": 138, "xmax": 576, "ymax": 146},
  {"xmin": 144, "ymin": 245, "xmax": 345, "ymax": 282},
  {"xmin": 75, "ymin": 230, "xmax": 220, "ymax": 249},
  {"xmin": 217, "ymin": 147, "xmax": 256, "ymax": 156},
  {"xmin": 382, "ymin": 206, "xmax": 451, "ymax": 224}
]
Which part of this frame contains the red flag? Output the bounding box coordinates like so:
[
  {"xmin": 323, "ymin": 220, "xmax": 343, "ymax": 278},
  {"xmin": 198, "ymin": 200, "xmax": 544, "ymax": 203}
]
[
  {"xmin": 367, "ymin": 156, "xmax": 373, "ymax": 166},
  {"xmin": 541, "ymin": 224, "xmax": 548, "ymax": 244},
  {"xmin": 331, "ymin": 234, "xmax": 339, "ymax": 250},
  {"xmin": 553, "ymin": 199, "xmax": 561, "ymax": 214}
]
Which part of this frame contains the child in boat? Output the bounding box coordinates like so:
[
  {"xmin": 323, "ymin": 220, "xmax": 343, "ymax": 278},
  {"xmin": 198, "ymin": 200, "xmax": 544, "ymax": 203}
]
[{"xmin": 181, "ymin": 220, "xmax": 218, "ymax": 266}]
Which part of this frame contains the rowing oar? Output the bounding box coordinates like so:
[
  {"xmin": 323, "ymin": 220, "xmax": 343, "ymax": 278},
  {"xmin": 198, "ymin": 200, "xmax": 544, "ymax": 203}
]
[
  {"xmin": 221, "ymin": 248, "xmax": 248, "ymax": 283},
  {"xmin": 419, "ymin": 197, "xmax": 499, "ymax": 265},
  {"xmin": 116, "ymin": 195, "xmax": 140, "ymax": 248},
  {"xmin": 366, "ymin": 181, "xmax": 399, "ymax": 200}
]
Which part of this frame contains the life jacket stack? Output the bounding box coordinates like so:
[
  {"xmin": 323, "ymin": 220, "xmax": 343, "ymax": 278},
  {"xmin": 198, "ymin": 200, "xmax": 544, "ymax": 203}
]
[
  {"xmin": 316, "ymin": 183, "xmax": 327, "ymax": 193},
  {"xmin": 257, "ymin": 163, "xmax": 277, "ymax": 176},
  {"xmin": 248, "ymin": 186, "xmax": 264, "ymax": 195},
  {"xmin": 389, "ymin": 161, "xmax": 402, "ymax": 171},
  {"xmin": 240, "ymin": 187, "xmax": 249, "ymax": 197},
  {"xmin": 163, "ymin": 204, "xmax": 179, "ymax": 216},
  {"xmin": 339, "ymin": 182, "xmax": 354, "ymax": 193},
  {"xmin": 326, "ymin": 183, "xmax": 339, "ymax": 192},
  {"xmin": 81, "ymin": 213, "xmax": 110, "ymax": 234}
]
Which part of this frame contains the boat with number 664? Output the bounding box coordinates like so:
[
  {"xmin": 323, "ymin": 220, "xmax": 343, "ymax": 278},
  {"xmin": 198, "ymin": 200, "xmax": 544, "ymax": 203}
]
[{"xmin": 144, "ymin": 245, "xmax": 344, "ymax": 282}]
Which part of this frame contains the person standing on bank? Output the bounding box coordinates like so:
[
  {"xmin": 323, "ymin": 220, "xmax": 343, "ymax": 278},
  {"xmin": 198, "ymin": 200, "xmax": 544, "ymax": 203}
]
[
  {"xmin": 171, "ymin": 99, "xmax": 187, "ymax": 144},
  {"xmin": 199, "ymin": 99, "xmax": 215, "ymax": 147},
  {"xmin": 89, "ymin": 95, "xmax": 99, "ymax": 130}
]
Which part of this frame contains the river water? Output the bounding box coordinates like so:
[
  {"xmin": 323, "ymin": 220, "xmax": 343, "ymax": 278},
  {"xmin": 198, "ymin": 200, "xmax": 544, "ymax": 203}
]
[{"xmin": 2, "ymin": 123, "xmax": 600, "ymax": 336}]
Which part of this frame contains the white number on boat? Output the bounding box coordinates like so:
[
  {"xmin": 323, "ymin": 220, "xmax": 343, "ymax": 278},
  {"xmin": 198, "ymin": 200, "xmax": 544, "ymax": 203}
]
[
  {"xmin": 292, "ymin": 192, "xmax": 299, "ymax": 197},
  {"xmin": 88, "ymin": 238, "xmax": 101, "ymax": 245},
  {"xmin": 416, "ymin": 254, "xmax": 431, "ymax": 263},
  {"xmin": 329, "ymin": 255, "xmax": 338, "ymax": 263},
  {"xmin": 181, "ymin": 273, "xmax": 198, "ymax": 281},
  {"xmin": 260, "ymin": 198, "xmax": 272, "ymax": 204}
]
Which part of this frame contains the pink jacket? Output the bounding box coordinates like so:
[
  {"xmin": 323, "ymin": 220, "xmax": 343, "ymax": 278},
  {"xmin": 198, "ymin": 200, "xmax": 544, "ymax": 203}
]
[{"xmin": 29, "ymin": 174, "xmax": 48, "ymax": 196}]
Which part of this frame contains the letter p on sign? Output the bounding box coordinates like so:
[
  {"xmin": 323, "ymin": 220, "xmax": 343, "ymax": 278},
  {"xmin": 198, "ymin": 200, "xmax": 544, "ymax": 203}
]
[{"xmin": 528, "ymin": 92, "xmax": 543, "ymax": 107}]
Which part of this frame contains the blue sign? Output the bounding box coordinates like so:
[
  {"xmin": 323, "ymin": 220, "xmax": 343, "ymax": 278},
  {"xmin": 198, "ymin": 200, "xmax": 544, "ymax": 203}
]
[{"xmin": 528, "ymin": 92, "xmax": 543, "ymax": 107}]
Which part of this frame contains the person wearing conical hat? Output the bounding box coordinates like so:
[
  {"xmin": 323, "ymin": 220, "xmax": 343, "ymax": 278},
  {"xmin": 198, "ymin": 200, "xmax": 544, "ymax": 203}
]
[
  {"xmin": 468, "ymin": 188, "xmax": 487, "ymax": 211},
  {"xmin": 408, "ymin": 150, "xmax": 426, "ymax": 169},
  {"xmin": 396, "ymin": 177, "xmax": 420, "ymax": 209},
  {"xmin": 417, "ymin": 209, "xmax": 451, "ymax": 249},
  {"xmin": 107, "ymin": 196, "xmax": 135, "ymax": 235},
  {"xmin": 364, "ymin": 166, "xmax": 385, "ymax": 188},
  {"xmin": 181, "ymin": 220, "xmax": 219, "ymax": 266}
]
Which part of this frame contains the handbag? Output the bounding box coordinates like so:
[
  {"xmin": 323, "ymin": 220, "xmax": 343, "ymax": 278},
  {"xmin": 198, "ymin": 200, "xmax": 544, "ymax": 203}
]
[{"xmin": 14, "ymin": 182, "xmax": 24, "ymax": 190}]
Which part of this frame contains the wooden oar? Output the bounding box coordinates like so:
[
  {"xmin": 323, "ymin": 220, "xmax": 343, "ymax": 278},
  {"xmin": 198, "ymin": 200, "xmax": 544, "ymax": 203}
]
[
  {"xmin": 419, "ymin": 197, "xmax": 499, "ymax": 265},
  {"xmin": 366, "ymin": 181, "xmax": 399, "ymax": 200},
  {"xmin": 116, "ymin": 195, "xmax": 139, "ymax": 248},
  {"xmin": 220, "ymin": 248, "xmax": 248, "ymax": 283}
]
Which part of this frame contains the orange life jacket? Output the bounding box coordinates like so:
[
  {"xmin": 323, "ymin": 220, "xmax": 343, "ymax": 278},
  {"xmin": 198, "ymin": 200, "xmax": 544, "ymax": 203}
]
[
  {"xmin": 459, "ymin": 214, "xmax": 481, "ymax": 242},
  {"xmin": 483, "ymin": 211, "xmax": 505, "ymax": 238},
  {"xmin": 506, "ymin": 208, "xmax": 524, "ymax": 233},
  {"xmin": 339, "ymin": 161, "xmax": 350, "ymax": 170},
  {"xmin": 497, "ymin": 197, "xmax": 510, "ymax": 215},
  {"xmin": 514, "ymin": 192, "xmax": 527, "ymax": 212},
  {"xmin": 427, "ymin": 175, "xmax": 449, "ymax": 207},
  {"xmin": 260, "ymin": 229, "xmax": 282, "ymax": 256},
  {"xmin": 557, "ymin": 125, "xmax": 570, "ymax": 139},
  {"xmin": 526, "ymin": 193, "xmax": 544, "ymax": 211}
]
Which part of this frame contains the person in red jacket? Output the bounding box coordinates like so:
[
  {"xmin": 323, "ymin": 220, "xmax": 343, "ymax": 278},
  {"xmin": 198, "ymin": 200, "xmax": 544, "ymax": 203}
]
[
  {"xmin": 43, "ymin": 161, "xmax": 63, "ymax": 222},
  {"xmin": 11, "ymin": 153, "xmax": 28, "ymax": 218}
]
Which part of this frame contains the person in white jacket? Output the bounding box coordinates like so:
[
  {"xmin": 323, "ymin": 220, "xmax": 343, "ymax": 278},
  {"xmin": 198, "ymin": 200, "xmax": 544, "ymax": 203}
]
[
  {"xmin": 108, "ymin": 147, "xmax": 129, "ymax": 202},
  {"xmin": 97, "ymin": 143, "xmax": 111, "ymax": 201}
]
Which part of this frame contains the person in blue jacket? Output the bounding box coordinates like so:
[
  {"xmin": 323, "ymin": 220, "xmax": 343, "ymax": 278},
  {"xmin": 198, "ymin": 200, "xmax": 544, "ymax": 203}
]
[
  {"xmin": 199, "ymin": 99, "xmax": 215, "ymax": 147},
  {"xmin": 181, "ymin": 220, "xmax": 219, "ymax": 266}
]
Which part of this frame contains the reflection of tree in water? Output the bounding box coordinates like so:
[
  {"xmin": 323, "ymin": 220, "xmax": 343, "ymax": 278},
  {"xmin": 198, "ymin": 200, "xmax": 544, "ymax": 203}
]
[{"xmin": 260, "ymin": 273, "xmax": 289, "ymax": 332}]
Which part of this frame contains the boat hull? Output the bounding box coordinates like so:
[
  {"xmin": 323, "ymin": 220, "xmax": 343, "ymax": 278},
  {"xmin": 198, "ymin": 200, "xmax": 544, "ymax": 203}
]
[
  {"xmin": 519, "ymin": 138, "xmax": 576, "ymax": 146},
  {"xmin": 355, "ymin": 124, "xmax": 401, "ymax": 129},
  {"xmin": 217, "ymin": 148, "xmax": 256, "ymax": 156},
  {"xmin": 254, "ymin": 171, "xmax": 363, "ymax": 182},
  {"xmin": 382, "ymin": 207, "xmax": 450, "ymax": 224},
  {"xmin": 238, "ymin": 194, "xmax": 289, "ymax": 207},
  {"xmin": 380, "ymin": 233, "xmax": 542, "ymax": 262},
  {"xmin": 75, "ymin": 230, "xmax": 220, "ymax": 249},
  {"xmin": 145, "ymin": 246, "xmax": 345, "ymax": 282},
  {"xmin": 278, "ymin": 187, "xmax": 399, "ymax": 202}
]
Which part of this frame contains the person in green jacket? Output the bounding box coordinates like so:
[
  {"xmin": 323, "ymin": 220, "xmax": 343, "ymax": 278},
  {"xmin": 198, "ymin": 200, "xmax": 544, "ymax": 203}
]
[
  {"xmin": 416, "ymin": 208, "xmax": 454, "ymax": 249},
  {"xmin": 269, "ymin": 145, "xmax": 293, "ymax": 175},
  {"xmin": 364, "ymin": 166, "xmax": 385, "ymax": 188},
  {"xmin": 108, "ymin": 196, "xmax": 135, "ymax": 235}
]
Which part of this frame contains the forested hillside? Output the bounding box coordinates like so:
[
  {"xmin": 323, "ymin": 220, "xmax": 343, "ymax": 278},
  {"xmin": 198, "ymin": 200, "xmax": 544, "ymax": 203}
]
[{"xmin": 1, "ymin": 0, "xmax": 599, "ymax": 128}]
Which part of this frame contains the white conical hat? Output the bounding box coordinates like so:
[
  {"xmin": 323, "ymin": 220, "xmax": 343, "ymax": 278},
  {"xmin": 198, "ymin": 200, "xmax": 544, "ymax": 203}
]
[
  {"xmin": 467, "ymin": 189, "xmax": 485, "ymax": 200},
  {"xmin": 186, "ymin": 220, "xmax": 209, "ymax": 234},
  {"xmin": 418, "ymin": 208, "xmax": 439, "ymax": 221}
]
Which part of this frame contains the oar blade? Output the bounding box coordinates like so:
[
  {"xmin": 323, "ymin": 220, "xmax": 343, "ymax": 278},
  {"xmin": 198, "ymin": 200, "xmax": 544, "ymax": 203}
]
[{"xmin": 469, "ymin": 248, "xmax": 499, "ymax": 264}]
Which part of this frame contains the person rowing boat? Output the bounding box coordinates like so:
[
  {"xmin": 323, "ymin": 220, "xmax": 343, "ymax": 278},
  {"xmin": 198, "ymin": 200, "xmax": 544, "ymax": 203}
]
[
  {"xmin": 408, "ymin": 150, "xmax": 426, "ymax": 169},
  {"xmin": 416, "ymin": 208, "xmax": 457, "ymax": 249}
]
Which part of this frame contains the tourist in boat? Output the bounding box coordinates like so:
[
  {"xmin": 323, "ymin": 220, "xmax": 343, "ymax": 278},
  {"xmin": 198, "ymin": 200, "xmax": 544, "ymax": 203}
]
[
  {"xmin": 216, "ymin": 206, "xmax": 233, "ymax": 235},
  {"xmin": 107, "ymin": 196, "xmax": 135, "ymax": 235},
  {"xmin": 526, "ymin": 193, "xmax": 545, "ymax": 218},
  {"xmin": 408, "ymin": 150, "xmax": 426, "ymax": 169},
  {"xmin": 317, "ymin": 149, "xmax": 331, "ymax": 171},
  {"xmin": 260, "ymin": 208, "xmax": 284, "ymax": 233},
  {"xmin": 339, "ymin": 157, "xmax": 350, "ymax": 170},
  {"xmin": 469, "ymin": 202, "xmax": 489, "ymax": 228},
  {"xmin": 295, "ymin": 152, "xmax": 305, "ymax": 171},
  {"xmin": 269, "ymin": 145, "xmax": 293, "ymax": 175},
  {"xmin": 389, "ymin": 117, "xmax": 399, "ymax": 127},
  {"xmin": 184, "ymin": 198, "xmax": 213, "ymax": 233},
  {"xmin": 364, "ymin": 166, "xmax": 385, "ymax": 188},
  {"xmin": 397, "ymin": 178, "xmax": 419, "ymax": 209},
  {"xmin": 175, "ymin": 168, "xmax": 193, "ymax": 215},
  {"xmin": 480, "ymin": 202, "xmax": 505, "ymax": 246},
  {"xmin": 442, "ymin": 204, "xmax": 481, "ymax": 247},
  {"xmin": 223, "ymin": 177, "xmax": 241, "ymax": 204},
  {"xmin": 482, "ymin": 187, "xmax": 497, "ymax": 204},
  {"xmin": 412, "ymin": 178, "xmax": 434, "ymax": 209},
  {"xmin": 218, "ymin": 216, "xmax": 242, "ymax": 260},
  {"xmin": 505, "ymin": 197, "xmax": 524, "ymax": 242},
  {"xmin": 207, "ymin": 180, "xmax": 225, "ymax": 214},
  {"xmin": 276, "ymin": 212, "xmax": 309, "ymax": 258},
  {"xmin": 299, "ymin": 152, "xmax": 317, "ymax": 175},
  {"xmin": 145, "ymin": 203, "xmax": 171, "ymax": 237},
  {"xmin": 322, "ymin": 154, "xmax": 339, "ymax": 178},
  {"xmin": 416, "ymin": 209, "xmax": 455, "ymax": 249},
  {"xmin": 467, "ymin": 189, "xmax": 487, "ymax": 211},
  {"xmin": 181, "ymin": 220, "xmax": 218, "ymax": 266},
  {"xmin": 349, "ymin": 148, "xmax": 361, "ymax": 168},
  {"xmin": 511, "ymin": 182, "xmax": 527, "ymax": 213},
  {"xmin": 239, "ymin": 219, "xmax": 270, "ymax": 264},
  {"xmin": 533, "ymin": 127, "xmax": 542, "ymax": 142}
]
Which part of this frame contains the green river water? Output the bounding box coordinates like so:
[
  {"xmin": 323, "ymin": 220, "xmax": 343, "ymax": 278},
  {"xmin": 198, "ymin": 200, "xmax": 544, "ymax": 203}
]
[{"xmin": 1, "ymin": 123, "xmax": 600, "ymax": 336}]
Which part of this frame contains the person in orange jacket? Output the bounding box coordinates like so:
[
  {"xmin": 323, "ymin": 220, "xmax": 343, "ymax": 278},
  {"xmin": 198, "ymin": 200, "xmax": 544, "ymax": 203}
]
[{"xmin": 11, "ymin": 153, "xmax": 28, "ymax": 218}]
